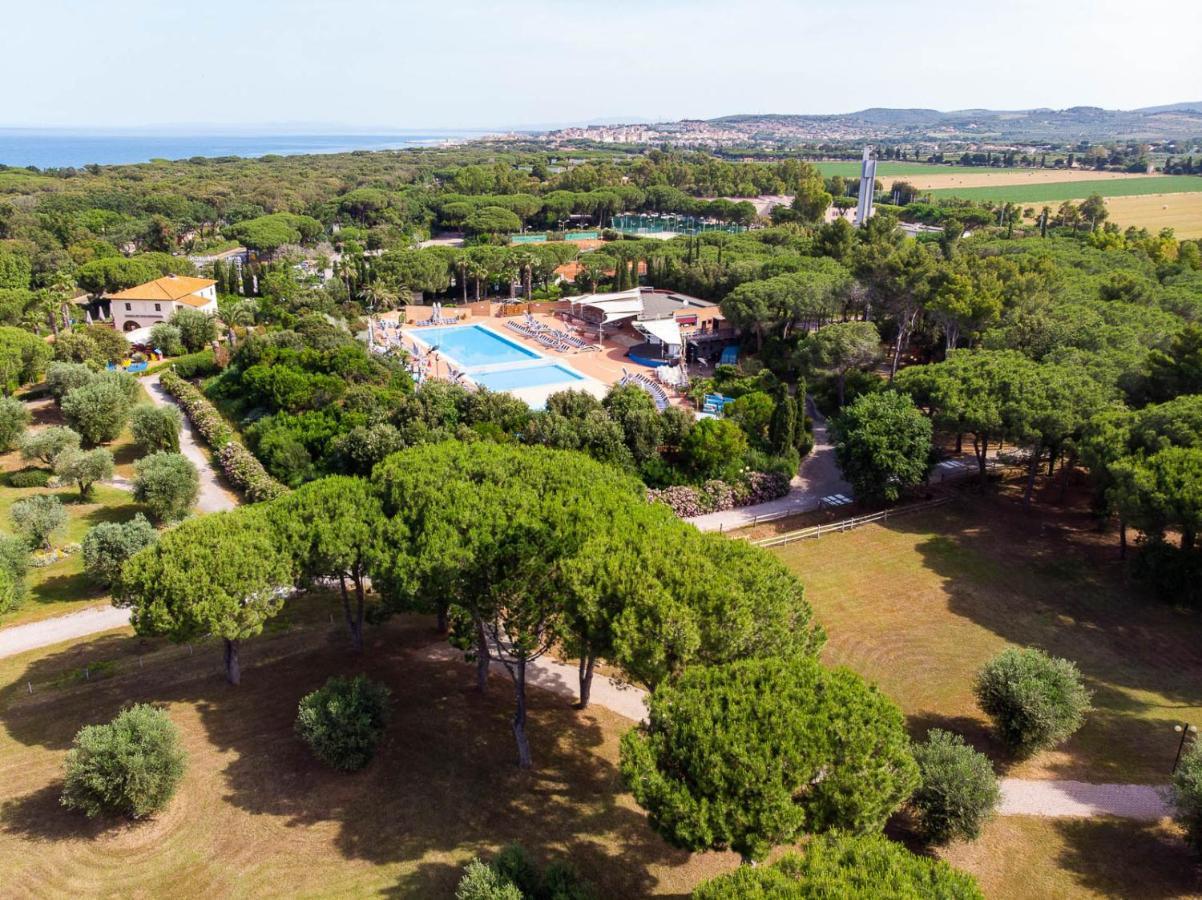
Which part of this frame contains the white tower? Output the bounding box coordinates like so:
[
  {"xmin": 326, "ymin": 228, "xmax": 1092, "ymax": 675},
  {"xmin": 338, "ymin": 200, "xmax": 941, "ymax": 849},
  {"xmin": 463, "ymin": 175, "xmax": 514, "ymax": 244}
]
[{"xmin": 854, "ymin": 146, "xmax": 877, "ymax": 228}]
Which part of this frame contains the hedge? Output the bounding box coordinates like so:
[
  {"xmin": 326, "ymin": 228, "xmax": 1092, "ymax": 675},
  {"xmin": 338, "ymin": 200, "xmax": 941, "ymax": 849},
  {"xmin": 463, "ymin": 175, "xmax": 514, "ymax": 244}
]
[
  {"xmin": 647, "ymin": 471, "xmax": 789, "ymax": 518},
  {"xmin": 159, "ymin": 370, "xmax": 287, "ymax": 503}
]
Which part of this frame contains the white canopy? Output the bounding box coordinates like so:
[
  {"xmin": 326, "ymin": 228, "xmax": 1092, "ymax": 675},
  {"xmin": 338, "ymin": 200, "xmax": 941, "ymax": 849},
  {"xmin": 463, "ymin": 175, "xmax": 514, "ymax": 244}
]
[
  {"xmin": 123, "ymin": 325, "xmax": 157, "ymax": 345},
  {"xmin": 635, "ymin": 317, "xmax": 682, "ymax": 348}
]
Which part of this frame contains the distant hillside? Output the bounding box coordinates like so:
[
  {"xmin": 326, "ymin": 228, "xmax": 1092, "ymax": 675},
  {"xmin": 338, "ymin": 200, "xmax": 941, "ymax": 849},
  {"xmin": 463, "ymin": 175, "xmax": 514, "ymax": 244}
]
[{"xmin": 707, "ymin": 104, "xmax": 1202, "ymax": 142}]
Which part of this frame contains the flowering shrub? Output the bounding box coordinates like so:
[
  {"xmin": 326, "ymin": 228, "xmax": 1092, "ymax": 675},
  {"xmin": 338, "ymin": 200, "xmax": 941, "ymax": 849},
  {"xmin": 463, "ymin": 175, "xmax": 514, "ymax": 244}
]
[
  {"xmin": 648, "ymin": 471, "xmax": 789, "ymax": 517},
  {"xmin": 160, "ymin": 370, "xmax": 287, "ymax": 503}
]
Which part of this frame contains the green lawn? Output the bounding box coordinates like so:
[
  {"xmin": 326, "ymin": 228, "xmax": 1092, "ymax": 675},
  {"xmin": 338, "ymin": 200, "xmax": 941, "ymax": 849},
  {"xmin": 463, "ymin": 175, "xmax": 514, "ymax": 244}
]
[
  {"xmin": 0, "ymin": 483, "xmax": 149, "ymax": 627},
  {"xmin": 928, "ymin": 175, "xmax": 1202, "ymax": 203},
  {"xmin": 769, "ymin": 495, "xmax": 1202, "ymax": 784}
]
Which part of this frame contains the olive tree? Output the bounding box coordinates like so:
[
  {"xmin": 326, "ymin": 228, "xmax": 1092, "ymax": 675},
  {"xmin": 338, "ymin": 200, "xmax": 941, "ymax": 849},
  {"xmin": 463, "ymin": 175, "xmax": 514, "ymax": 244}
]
[
  {"xmin": 132, "ymin": 451, "xmax": 199, "ymax": 522},
  {"xmin": 61, "ymin": 379, "xmax": 132, "ymax": 446},
  {"xmin": 19, "ymin": 425, "xmax": 80, "ymax": 466},
  {"xmin": 620, "ymin": 656, "xmax": 918, "ymax": 862},
  {"xmin": 974, "ymin": 647, "xmax": 1092, "ymax": 757},
  {"xmin": 82, "ymin": 514, "xmax": 157, "ymax": 587},
  {"xmin": 54, "ymin": 447, "xmax": 114, "ymax": 499},
  {"xmin": 117, "ymin": 509, "xmax": 293, "ymax": 684},
  {"xmin": 130, "ymin": 404, "xmax": 182, "ymax": 454},
  {"xmin": 10, "ymin": 494, "xmax": 68, "ymax": 550},
  {"xmin": 60, "ymin": 704, "xmax": 186, "ymax": 819},
  {"xmin": 0, "ymin": 395, "xmax": 30, "ymax": 450},
  {"xmin": 910, "ymin": 729, "xmax": 1000, "ymax": 845}
]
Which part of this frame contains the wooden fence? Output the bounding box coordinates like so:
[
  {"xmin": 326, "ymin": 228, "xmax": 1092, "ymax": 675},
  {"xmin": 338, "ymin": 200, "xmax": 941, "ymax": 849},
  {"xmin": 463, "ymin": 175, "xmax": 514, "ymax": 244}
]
[{"xmin": 751, "ymin": 496, "xmax": 953, "ymax": 548}]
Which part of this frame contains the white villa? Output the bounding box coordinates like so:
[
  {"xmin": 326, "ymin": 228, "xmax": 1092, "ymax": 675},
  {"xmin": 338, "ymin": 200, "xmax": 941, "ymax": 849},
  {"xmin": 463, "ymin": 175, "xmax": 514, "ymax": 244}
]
[{"xmin": 107, "ymin": 275, "xmax": 218, "ymax": 332}]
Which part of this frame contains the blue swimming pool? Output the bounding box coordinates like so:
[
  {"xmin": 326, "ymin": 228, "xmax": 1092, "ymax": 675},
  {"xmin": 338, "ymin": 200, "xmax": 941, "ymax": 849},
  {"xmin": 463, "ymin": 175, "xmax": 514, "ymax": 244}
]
[
  {"xmin": 411, "ymin": 324, "xmax": 539, "ymax": 368},
  {"xmin": 471, "ymin": 363, "xmax": 585, "ymax": 392}
]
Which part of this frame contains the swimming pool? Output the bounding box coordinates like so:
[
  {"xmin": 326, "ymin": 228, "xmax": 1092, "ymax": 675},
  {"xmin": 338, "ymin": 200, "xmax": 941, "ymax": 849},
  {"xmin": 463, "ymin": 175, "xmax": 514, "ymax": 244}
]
[
  {"xmin": 471, "ymin": 363, "xmax": 585, "ymax": 392},
  {"xmin": 411, "ymin": 324, "xmax": 539, "ymax": 368}
]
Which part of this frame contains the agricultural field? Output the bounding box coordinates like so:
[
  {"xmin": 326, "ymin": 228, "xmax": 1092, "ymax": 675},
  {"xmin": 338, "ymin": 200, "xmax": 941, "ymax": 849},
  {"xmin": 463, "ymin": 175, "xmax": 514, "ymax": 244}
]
[
  {"xmin": 768, "ymin": 495, "xmax": 1202, "ymax": 786},
  {"xmin": 1101, "ymin": 192, "xmax": 1202, "ymax": 239},
  {"xmin": 815, "ymin": 161, "xmax": 1151, "ymax": 192},
  {"xmin": 926, "ymin": 174, "xmax": 1202, "ymax": 204}
]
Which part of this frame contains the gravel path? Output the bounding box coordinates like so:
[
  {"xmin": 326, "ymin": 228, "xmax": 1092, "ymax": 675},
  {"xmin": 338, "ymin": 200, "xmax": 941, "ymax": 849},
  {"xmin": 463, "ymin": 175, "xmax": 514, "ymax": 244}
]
[
  {"xmin": 688, "ymin": 400, "xmax": 852, "ymax": 532},
  {"xmin": 142, "ymin": 372, "xmax": 239, "ymax": 513},
  {"xmin": 422, "ymin": 643, "xmax": 1171, "ymax": 820},
  {"xmin": 0, "ymin": 606, "xmax": 131, "ymax": 659}
]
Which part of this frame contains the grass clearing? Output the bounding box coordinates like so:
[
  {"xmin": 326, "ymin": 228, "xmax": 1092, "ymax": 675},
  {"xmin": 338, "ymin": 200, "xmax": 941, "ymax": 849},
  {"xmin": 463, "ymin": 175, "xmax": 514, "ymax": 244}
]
[
  {"xmin": 0, "ymin": 613, "xmax": 734, "ymax": 897},
  {"xmin": 769, "ymin": 495, "xmax": 1202, "ymax": 784},
  {"xmin": 937, "ymin": 815, "xmax": 1197, "ymax": 899},
  {"xmin": 927, "ymin": 175, "xmax": 1202, "ymax": 204}
]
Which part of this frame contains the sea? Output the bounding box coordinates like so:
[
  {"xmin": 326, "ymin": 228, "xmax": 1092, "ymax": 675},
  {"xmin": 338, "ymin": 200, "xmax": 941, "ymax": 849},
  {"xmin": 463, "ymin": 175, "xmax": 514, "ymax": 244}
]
[{"xmin": 0, "ymin": 130, "xmax": 482, "ymax": 169}]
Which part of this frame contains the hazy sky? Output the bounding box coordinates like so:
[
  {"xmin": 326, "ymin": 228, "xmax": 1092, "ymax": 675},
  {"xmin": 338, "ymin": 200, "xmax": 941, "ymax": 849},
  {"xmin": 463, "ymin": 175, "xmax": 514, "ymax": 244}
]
[{"xmin": 4, "ymin": 0, "xmax": 1199, "ymax": 130}]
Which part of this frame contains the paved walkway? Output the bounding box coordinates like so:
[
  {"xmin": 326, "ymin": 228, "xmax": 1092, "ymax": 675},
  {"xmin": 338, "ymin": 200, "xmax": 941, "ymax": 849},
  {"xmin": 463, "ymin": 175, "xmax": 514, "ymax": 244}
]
[
  {"xmin": 689, "ymin": 401, "xmax": 852, "ymax": 532},
  {"xmin": 142, "ymin": 373, "xmax": 238, "ymax": 514},
  {"xmin": 999, "ymin": 778, "xmax": 1168, "ymax": 820},
  {"xmin": 423, "ymin": 642, "xmax": 1171, "ymax": 820},
  {"xmin": 0, "ymin": 606, "xmax": 131, "ymax": 660}
]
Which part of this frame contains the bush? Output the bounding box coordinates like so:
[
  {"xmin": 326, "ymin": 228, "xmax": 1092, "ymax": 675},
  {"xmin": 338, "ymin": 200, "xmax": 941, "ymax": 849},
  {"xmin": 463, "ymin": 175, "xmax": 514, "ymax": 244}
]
[
  {"xmin": 456, "ymin": 845, "xmax": 594, "ymax": 900},
  {"xmin": 61, "ymin": 379, "xmax": 132, "ymax": 446},
  {"xmin": 646, "ymin": 471, "xmax": 789, "ymax": 517},
  {"xmin": 52, "ymin": 330, "xmax": 103, "ymax": 365},
  {"xmin": 456, "ymin": 859, "xmax": 523, "ymax": 900},
  {"xmin": 974, "ymin": 648, "xmax": 1092, "ymax": 757},
  {"xmin": 19, "ymin": 425, "xmax": 80, "ymax": 466},
  {"xmin": 0, "ymin": 325, "xmax": 53, "ymax": 392},
  {"xmin": 82, "ymin": 514, "xmax": 157, "ymax": 587},
  {"xmin": 0, "ymin": 394, "xmax": 30, "ymax": 450},
  {"xmin": 691, "ymin": 833, "xmax": 984, "ymax": 899},
  {"xmin": 60, "ymin": 704, "xmax": 186, "ymax": 819},
  {"xmin": 169, "ymin": 307, "xmax": 217, "ymax": 352},
  {"xmin": 170, "ymin": 349, "xmax": 219, "ymax": 379},
  {"xmin": 0, "ymin": 533, "xmax": 30, "ymax": 613},
  {"xmin": 149, "ymin": 323, "xmax": 184, "ymax": 357},
  {"xmin": 910, "ymin": 729, "xmax": 1000, "ymax": 845},
  {"xmin": 130, "ymin": 404, "xmax": 182, "ymax": 454},
  {"xmin": 84, "ymin": 325, "xmax": 133, "ymax": 364},
  {"xmin": 45, "ymin": 361, "xmax": 97, "ymax": 403},
  {"xmin": 54, "ymin": 446, "xmax": 114, "ymax": 498},
  {"xmin": 295, "ymin": 675, "xmax": 391, "ymax": 771},
  {"xmin": 1171, "ymin": 742, "xmax": 1202, "ymax": 857},
  {"xmin": 6, "ymin": 467, "xmax": 50, "ymax": 488},
  {"xmin": 133, "ymin": 451, "xmax": 199, "ymax": 522},
  {"xmin": 10, "ymin": 494, "xmax": 68, "ymax": 549}
]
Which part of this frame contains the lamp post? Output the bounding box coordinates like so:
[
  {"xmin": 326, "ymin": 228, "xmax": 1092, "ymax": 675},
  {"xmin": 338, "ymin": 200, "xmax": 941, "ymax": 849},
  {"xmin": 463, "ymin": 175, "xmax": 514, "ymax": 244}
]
[{"xmin": 1173, "ymin": 723, "xmax": 1197, "ymax": 773}]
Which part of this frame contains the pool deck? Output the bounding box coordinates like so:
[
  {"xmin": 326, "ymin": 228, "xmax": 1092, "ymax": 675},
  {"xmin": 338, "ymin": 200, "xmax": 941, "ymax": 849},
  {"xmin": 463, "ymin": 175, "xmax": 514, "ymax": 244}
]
[{"xmin": 399, "ymin": 314, "xmax": 659, "ymax": 408}]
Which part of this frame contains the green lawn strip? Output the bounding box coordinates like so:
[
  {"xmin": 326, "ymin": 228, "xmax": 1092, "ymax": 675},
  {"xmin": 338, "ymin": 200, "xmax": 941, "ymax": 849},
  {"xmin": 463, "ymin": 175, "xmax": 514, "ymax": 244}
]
[{"xmin": 927, "ymin": 175, "xmax": 1202, "ymax": 203}]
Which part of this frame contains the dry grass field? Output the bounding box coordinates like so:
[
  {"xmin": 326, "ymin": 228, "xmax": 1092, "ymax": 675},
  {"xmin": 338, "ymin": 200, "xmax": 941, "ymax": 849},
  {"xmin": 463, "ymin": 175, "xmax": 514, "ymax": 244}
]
[
  {"xmin": 1104, "ymin": 192, "xmax": 1202, "ymax": 239},
  {"xmin": 900, "ymin": 169, "xmax": 1147, "ymax": 192},
  {"xmin": 769, "ymin": 494, "xmax": 1202, "ymax": 785}
]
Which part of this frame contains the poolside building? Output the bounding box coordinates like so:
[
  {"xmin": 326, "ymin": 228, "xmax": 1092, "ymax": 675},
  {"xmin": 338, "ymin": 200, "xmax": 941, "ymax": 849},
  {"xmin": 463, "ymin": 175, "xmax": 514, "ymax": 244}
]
[{"xmin": 565, "ymin": 288, "xmax": 730, "ymax": 365}]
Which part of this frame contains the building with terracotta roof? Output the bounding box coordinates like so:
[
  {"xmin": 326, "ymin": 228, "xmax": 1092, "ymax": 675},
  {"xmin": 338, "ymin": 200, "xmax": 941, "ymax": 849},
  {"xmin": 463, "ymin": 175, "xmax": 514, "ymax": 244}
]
[{"xmin": 107, "ymin": 274, "xmax": 218, "ymax": 332}]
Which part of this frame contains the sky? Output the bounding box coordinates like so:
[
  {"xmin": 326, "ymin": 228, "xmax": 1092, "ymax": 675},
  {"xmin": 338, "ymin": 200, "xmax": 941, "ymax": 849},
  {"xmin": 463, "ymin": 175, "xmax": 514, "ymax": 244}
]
[{"xmin": 3, "ymin": 0, "xmax": 1200, "ymax": 131}]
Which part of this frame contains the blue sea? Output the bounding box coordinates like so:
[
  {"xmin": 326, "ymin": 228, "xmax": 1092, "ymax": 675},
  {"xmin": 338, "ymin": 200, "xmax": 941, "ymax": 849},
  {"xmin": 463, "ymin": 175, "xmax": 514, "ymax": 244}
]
[{"xmin": 0, "ymin": 130, "xmax": 481, "ymax": 169}]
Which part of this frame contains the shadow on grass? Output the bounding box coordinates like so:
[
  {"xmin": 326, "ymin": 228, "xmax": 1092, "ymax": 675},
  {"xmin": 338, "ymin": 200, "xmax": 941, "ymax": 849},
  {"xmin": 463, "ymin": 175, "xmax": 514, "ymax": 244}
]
[
  {"xmin": 0, "ymin": 782, "xmax": 121, "ymax": 842},
  {"xmin": 0, "ymin": 615, "xmax": 691, "ymax": 896},
  {"xmin": 1053, "ymin": 817, "xmax": 1199, "ymax": 899},
  {"xmin": 882, "ymin": 496, "xmax": 1202, "ymax": 780}
]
